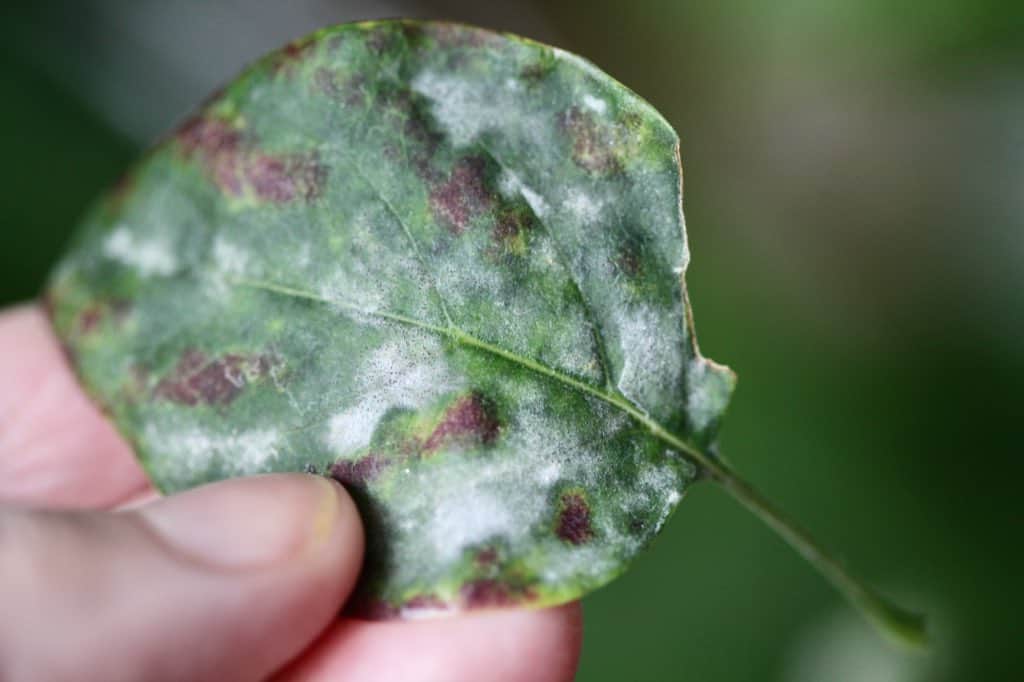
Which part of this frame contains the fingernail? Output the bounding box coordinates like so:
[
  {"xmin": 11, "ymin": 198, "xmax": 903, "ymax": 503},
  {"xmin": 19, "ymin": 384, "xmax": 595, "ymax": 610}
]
[{"xmin": 139, "ymin": 474, "xmax": 342, "ymax": 570}]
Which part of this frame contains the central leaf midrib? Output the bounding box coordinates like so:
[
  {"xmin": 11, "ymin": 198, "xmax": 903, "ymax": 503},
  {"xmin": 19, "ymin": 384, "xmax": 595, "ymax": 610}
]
[{"xmin": 230, "ymin": 276, "xmax": 702, "ymax": 462}]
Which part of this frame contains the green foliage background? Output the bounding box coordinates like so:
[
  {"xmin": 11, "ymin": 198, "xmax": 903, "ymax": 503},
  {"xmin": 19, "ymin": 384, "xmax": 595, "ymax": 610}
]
[{"xmin": 2, "ymin": 2, "xmax": 1021, "ymax": 680}]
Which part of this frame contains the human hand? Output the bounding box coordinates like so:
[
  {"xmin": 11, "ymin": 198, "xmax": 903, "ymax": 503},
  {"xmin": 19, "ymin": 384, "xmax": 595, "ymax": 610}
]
[{"xmin": 0, "ymin": 305, "xmax": 582, "ymax": 681}]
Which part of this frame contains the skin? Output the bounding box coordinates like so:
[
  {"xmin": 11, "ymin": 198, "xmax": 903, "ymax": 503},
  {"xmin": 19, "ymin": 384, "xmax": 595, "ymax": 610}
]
[{"xmin": 0, "ymin": 305, "xmax": 582, "ymax": 682}]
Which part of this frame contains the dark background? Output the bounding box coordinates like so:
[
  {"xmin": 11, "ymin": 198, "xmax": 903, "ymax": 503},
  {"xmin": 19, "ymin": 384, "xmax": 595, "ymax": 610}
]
[{"xmin": 2, "ymin": 2, "xmax": 1021, "ymax": 680}]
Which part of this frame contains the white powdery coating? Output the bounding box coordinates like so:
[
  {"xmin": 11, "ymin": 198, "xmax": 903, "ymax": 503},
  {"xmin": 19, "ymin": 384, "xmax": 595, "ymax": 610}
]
[
  {"xmin": 325, "ymin": 333, "xmax": 463, "ymax": 456},
  {"xmin": 318, "ymin": 206, "xmax": 432, "ymax": 320},
  {"xmin": 211, "ymin": 235, "xmax": 250, "ymax": 276},
  {"xmin": 427, "ymin": 486, "xmax": 516, "ymax": 560},
  {"xmin": 541, "ymin": 308, "xmax": 604, "ymax": 383},
  {"xmin": 386, "ymin": 448, "xmax": 551, "ymax": 579},
  {"xmin": 145, "ymin": 421, "xmax": 281, "ymax": 476},
  {"xmin": 498, "ymin": 168, "xmax": 550, "ymax": 219},
  {"xmin": 103, "ymin": 224, "xmax": 177, "ymax": 276},
  {"xmin": 611, "ymin": 303, "xmax": 685, "ymax": 411},
  {"xmin": 327, "ymin": 403, "xmax": 379, "ymax": 455},
  {"xmin": 536, "ymin": 462, "xmax": 562, "ymax": 485},
  {"xmin": 520, "ymin": 185, "xmax": 550, "ymax": 219},
  {"xmin": 434, "ymin": 247, "xmax": 505, "ymax": 309},
  {"xmin": 561, "ymin": 187, "xmax": 604, "ymax": 224},
  {"xmin": 686, "ymin": 359, "xmax": 727, "ymax": 434},
  {"xmin": 412, "ymin": 70, "xmax": 507, "ymax": 148},
  {"xmin": 635, "ymin": 461, "xmax": 685, "ymax": 535},
  {"xmin": 540, "ymin": 543, "xmax": 620, "ymax": 585},
  {"xmin": 386, "ymin": 390, "xmax": 629, "ymax": 584},
  {"xmin": 581, "ymin": 93, "xmax": 608, "ymax": 115}
]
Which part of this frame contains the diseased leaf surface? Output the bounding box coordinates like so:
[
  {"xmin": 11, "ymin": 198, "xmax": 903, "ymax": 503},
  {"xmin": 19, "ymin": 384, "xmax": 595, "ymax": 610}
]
[{"xmin": 48, "ymin": 20, "xmax": 734, "ymax": 617}]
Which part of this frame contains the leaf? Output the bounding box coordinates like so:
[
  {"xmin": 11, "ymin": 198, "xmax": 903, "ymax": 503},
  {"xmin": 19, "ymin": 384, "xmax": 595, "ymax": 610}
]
[
  {"xmin": 46, "ymin": 20, "xmax": 925, "ymax": 644},
  {"xmin": 47, "ymin": 20, "xmax": 733, "ymax": 615}
]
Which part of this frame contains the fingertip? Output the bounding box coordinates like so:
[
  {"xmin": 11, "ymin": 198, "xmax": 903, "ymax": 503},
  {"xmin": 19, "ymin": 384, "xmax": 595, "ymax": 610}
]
[
  {"xmin": 278, "ymin": 602, "xmax": 583, "ymax": 682},
  {"xmin": 139, "ymin": 474, "xmax": 363, "ymax": 584},
  {"xmin": 126, "ymin": 474, "xmax": 365, "ymax": 679}
]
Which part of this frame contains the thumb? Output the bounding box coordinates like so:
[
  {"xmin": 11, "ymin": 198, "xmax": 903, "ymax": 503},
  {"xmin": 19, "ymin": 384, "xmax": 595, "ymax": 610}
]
[{"xmin": 0, "ymin": 474, "xmax": 363, "ymax": 682}]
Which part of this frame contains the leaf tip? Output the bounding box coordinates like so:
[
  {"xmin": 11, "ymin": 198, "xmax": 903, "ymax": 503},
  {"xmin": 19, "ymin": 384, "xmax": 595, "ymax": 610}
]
[{"xmin": 859, "ymin": 592, "xmax": 930, "ymax": 652}]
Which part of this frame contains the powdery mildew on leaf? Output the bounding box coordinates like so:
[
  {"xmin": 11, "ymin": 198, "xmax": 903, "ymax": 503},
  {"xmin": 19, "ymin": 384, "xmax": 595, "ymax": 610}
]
[{"xmin": 48, "ymin": 20, "xmax": 735, "ymax": 617}]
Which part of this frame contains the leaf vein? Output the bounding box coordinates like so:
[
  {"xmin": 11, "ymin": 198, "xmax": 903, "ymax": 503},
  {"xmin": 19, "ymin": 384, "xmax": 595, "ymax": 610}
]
[{"xmin": 230, "ymin": 276, "xmax": 705, "ymax": 463}]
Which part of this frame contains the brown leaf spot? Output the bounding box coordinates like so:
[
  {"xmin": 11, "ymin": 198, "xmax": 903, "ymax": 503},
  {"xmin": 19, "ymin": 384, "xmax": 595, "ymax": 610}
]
[
  {"xmin": 556, "ymin": 492, "xmax": 593, "ymax": 545},
  {"xmin": 475, "ymin": 547, "xmax": 499, "ymax": 567},
  {"xmin": 616, "ymin": 244, "xmax": 643, "ymax": 277},
  {"xmin": 423, "ymin": 392, "xmax": 500, "ymax": 452},
  {"xmin": 176, "ymin": 116, "xmax": 325, "ymax": 203},
  {"xmin": 77, "ymin": 299, "xmax": 132, "ymax": 335},
  {"xmin": 154, "ymin": 349, "xmax": 271, "ymax": 407},
  {"xmin": 403, "ymin": 594, "xmax": 448, "ymax": 611},
  {"xmin": 490, "ymin": 209, "xmax": 534, "ymax": 256},
  {"xmin": 247, "ymin": 152, "xmax": 326, "ymax": 202},
  {"xmin": 559, "ymin": 107, "xmax": 621, "ymax": 175},
  {"xmin": 177, "ymin": 117, "xmax": 244, "ymax": 194},
  {"xmin": 429, "ymin": 157, "xmax": 492, "ymax": 234},
  {"xmin": 269, "ymin": 36, "xmax": 317, "ymax": 74},
  {"xmin": 77, "ymin": 305, "xmax": 104, "ymax": 335},
  {"xmin": 492, "ymin": 210, "xmax": 531, "ymax": 241},
  {"xmin": 177, "ymin": 116, "xmax": 242, "ymax": 159},
  {"xmin": 460, "ymin": 579, "xmax": 535, "ymax": 609},
  {"xmin": 329, "ymin": 455, "xmax": 390, "ymax": 487}
]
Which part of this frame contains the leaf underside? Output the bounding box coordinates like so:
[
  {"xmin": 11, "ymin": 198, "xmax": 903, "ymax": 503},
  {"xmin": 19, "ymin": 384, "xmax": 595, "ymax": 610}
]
[{"xmin": 47, "ymin": 20, "xmax": 734, "ymax": 618}]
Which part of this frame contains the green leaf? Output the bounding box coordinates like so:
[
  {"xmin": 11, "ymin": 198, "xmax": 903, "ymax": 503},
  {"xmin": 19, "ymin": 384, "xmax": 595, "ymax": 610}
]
[{"xmin": 47, "ymin": 20, "xmax": 925, "ymax": 643}]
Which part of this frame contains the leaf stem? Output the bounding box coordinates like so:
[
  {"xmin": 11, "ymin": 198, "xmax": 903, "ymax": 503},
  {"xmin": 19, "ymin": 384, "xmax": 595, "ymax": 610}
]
[
  {"xmin": 708, "ymin": 458, "xmax": 928, "ymax": 648},
  {"xmin": 656, "ymin": 427, "xmax": 928, "ymax": 648}
]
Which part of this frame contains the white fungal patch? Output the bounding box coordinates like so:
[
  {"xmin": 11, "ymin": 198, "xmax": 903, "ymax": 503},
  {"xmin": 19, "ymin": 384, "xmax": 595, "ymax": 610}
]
[
  {"xmin": 581, "ymin": 93, "xmax": 608, "ymax": 115},
  {"xmin": 520, "ymin": 185, "xmax": 550, "ymax": 219},
  {"xmin": 635, "ymin": 462, "xmax": 684, "ymax": 534},
  {"xmin": 611, "ymin": 303, "xmax": 685, "ymax": 421},
  {"xmin": 498, "ymin": 168, "xmax": 550, "ymax": 219},
  {"xmin": 316, "ymin": 206, "xmax": 435, "ymax": 322},
  {"xmin": 385, "ymin": 447, "xmax": 552, "ymax": 585},
  {"xmin": 536, "ymin": 462, "xmax": 562, "ymax": 485},
  {"xmin": 411, "ymin": 67, "xmax": 554, "ymax": 156},
  {"xmin": 426, "ymin": 486, "xmax": 516, "ymax": 561},
  {"xmin": 540, "ymin": 308, "xmax": 604, "ymax": 383},
  {"xmin": 103, "ymin": 224, "xmax": 177, "ymax": 276},
  {"xmin": 211, "ymin": 235, "xmax": 250, "ymax": 276},
  {"xmin": 145, "ymin": 421, "xmax": 281, "ymax": 477},
  {"xmin": 327, "ymin": 404, "xmax": 380, "ymax": 455},
  {"xmin": 411, "ymin": 70, "xmax": 501, "ymax": 148},
  {"xmin": 685, "ymin": 359, "xmax": 731, "ymax": 435},
  {"xmin": 325, "ymin": 333, "xmax": 462, "ymax": 457},
  {"xmin": 383, "ymin": 388, "xmax": 629, "ymax": 586},
  {"xmin": 539, "ymin": 543, "xmax": 619, "ymax": 585},
  {"xmin": 561, "ymin": 188, "xmax": 604, "ymax": 224},
  {"xmin": 433, "ymin": 249, "xmax": 505, "ymax": 309}
]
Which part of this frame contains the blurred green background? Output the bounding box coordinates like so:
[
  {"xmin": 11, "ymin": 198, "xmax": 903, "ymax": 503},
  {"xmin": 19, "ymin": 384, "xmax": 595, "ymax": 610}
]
[{"xmin": 2, "ymin": 1, "xmax": 1020, "ymax": 680}]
